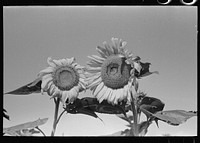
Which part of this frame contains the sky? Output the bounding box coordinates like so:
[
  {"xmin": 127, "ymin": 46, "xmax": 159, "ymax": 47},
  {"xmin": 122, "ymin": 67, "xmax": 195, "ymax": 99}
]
[{"xmin": 3, "ymin": 6, "xmax": 197, "ymax": 136}]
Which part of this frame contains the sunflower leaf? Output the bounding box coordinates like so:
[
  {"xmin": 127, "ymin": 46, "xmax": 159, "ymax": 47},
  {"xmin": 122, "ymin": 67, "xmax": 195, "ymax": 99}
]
[
  {"xmin": 138, "ymin": 121, "xmax": 151, "ymax": 136},
  {"xmin": 65, "ymin": 98, "xmax": 103, "ymax": 122},
  {"xmin": 65, "ymin": 97, "xmax": 129, "ymax": 122},
  {"xmin": 139, "ymin": 96, "xmax": 165, "ymax": 119},
  {"xmin": 152, "ymin": 110, "xmax": 197, "ymax": 126},
  {"xmin": 3, "ymin": 108, "xmax": 10, "ymax": 120},
  {"xmin": 5, "ymin": 77, "xmax": 42, "ymax": 95},
  {"xmin": 3, "ymin": 118, "xmax": 48, "ymax": 136},
  {"xmin": 135, "ymin": 61, "xmax": 159, "ymax": 79}
]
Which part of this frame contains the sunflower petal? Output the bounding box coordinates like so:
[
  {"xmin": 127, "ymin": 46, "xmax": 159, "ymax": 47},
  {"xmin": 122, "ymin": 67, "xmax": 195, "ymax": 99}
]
[
  {"xmin": 68, "ymin": 57, "xmax": 75, "ymax": 65},
  {"xmin": 96, "ymin": 47, "xmax": 108, "ymax": 58},
  {"xmin": 100, "ymin": 87, "xmax": 111, "ymax": 103},
  {"xmin": 103, "ymin": 41, "xmax": 114, "ymax": 55},
  {"xmin": 53, "ymin": 59, "xmax": 63, "ymax": 66},
  {"xmin": 61, "ymin": 91, "xmax": 69, "ymax": 104},
  {"xmin": 60, "ymin": 59, "xmax": 68, "ymax": 66},
  {"xmin": 93, "ymin": 82, "xmax": 104, "ymax": 97},
  {"xmin": 38, "ymin": 67, "xmax": 54, "ymax": 77},
  {"xmin": 97, "ymin": 46, "xmax": 110, "ymax": 57},
  {"xmin": 97, "ymin": 86, "xmax": 108, "ymax": 103},
  {"xmin": 88, "ymin": 77, "xmax": 102, "ymax": 88},
  {"xmin": 47, "ymin": 57, "xmax": 57, "ymax": 67},
  {"xmin": 41, "ymin": 74, "xmax": 53, "ymax": 91}
]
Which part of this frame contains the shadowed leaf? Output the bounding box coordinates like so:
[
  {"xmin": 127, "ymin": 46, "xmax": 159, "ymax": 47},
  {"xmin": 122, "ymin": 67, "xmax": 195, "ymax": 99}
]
[
  {"xmin": 65, "ymin": 97, "xmax": 130, "ymax": 122},
  {"xmin": 139, "ymin": 96, "xmax": 165, "ymax": 119},
  {"xmin": 138, "ymin": 121, "xmax": 151, "ymax": 136},
  {"xmin": 3, "ymin": 118, "xmax": 48, "ymax": 136},
  {"xmin": 5, "ymin": 77, "xmax": 42, "ymax": 95},
  {"xmin": 3, "ymin": 108, "xmax": 10, "ymax": 120},
  {"xmin": 135, "ymin": 61, "xmax": 159, "ymax": 79}
]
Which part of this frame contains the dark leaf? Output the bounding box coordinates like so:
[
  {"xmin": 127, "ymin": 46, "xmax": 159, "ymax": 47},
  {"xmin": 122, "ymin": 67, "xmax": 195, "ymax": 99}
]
[
  {"xmin": 5, "ymin": 77, "xmax": 42, "ymax": 95},
  {"xmin": 3, "ymin": 118, "xmax": 48, "ymax": 136},
  {"xmin": 135, "ymin": 61, "xmax": 159, "ymax": 79},
  {"xmin": 152, "ymin": 110, "xmax": 197, "ymax": 126},
  {"xmin": 139, "ymin": 96, "xmax": 165, "ymax": 119},
  {"xmin": 138, "ymin": 121, "xmax": 151, "ymax": 136},
  {"xmin": 65, "ymin": 97, "xmax": 130, "ymax": 121},
  {"xmin": 3, "ymin": 108, "xmax": 10, "ymax": 120}
]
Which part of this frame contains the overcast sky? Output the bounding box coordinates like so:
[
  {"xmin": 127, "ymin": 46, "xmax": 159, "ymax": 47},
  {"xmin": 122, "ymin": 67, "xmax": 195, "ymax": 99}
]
[{"xmin": 3, "ymin": 6, "xmax": 197, "ymax": 136}]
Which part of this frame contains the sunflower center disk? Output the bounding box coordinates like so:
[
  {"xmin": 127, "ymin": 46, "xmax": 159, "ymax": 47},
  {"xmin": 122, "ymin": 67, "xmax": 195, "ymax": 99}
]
[
  {"xmin": 54, "ymin": 66, "xmax": 79, "ymax": 91},
  {"xmin": 101, "ymin": 55, "xmax": 132, "ymax": 89}
]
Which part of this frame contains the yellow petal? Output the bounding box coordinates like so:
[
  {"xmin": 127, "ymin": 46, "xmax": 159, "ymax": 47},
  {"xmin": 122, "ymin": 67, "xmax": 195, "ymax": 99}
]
[
  {"xmin": 99, "ymin": 87, "xmax": 111, "ymax": 103},
  {"xmin": 60, "ymin": 59, "xmax": 68, "ymax": 66},
  {"xmin": 49, "ymin": 84, "xmax": 56, "ymax": 96},
  {"xmin": 96, "ymin": 86, "xmax": 107, "ymax": 102},
  {"xmin": 61, "ymin": 91, "xmax": 69, "ymax": 104},
  {"xmin": 103, "ymin": 41, "xmax": 114, "ymax": 55},
  {"xmin": 93, "ymin": 82, "xmax": 104, "ymax": 97},
  {"xmin": 117, "ymin": 88, "xmax": 124, "ymax": 102},
  {"xmin": 38, "ymin": 67, "xmax": 54, "ymax": 77},
  {"xmin": 51, "ymin": 87, "xmax": 60, "ymax": 99},
  {"xmin": 53, "ymin": 59, "xmax": 62, "ymax": 66},
  {"xmin": 68, "ymin": 57, "xmax": 75, "ymax": 65},
  {"xmin": 88, "ymin": 77, "xmax": 102, "ymax": 88},
  {"xmin": 108, "ymin": 89, "xmax": 116, "ymax": 104},
  {"xmin": 41, "ymin": 74, "xmax": 53, "ymax": 91},
  {"xmin": 47, "ymin": 57, "xmax": 57, "ymax": 68}
]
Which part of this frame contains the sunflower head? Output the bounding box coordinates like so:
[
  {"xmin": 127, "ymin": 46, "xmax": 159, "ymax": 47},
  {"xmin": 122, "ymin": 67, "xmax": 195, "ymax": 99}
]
[
  {"xmin": 86, "ymin": 37, "xmax": 142, "ymax": 105},
  {"xmin": 38, "ymin": 57, "xmax": 87, "ymax": 106}
]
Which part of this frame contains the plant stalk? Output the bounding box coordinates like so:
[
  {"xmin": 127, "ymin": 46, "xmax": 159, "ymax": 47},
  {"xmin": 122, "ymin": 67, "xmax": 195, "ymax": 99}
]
[
  {"xmin": 130, "ymin": 92, "xmax": 139, "ymax": 136},
  {"xmin": 51, "ymin": 97, "xmax": 60, "ymax": 136}
]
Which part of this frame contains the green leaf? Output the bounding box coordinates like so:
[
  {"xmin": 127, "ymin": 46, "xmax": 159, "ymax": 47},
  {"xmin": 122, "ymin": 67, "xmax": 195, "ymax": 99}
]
[
  {"xmin": 3, "ymin": 108, "xmax": 10, "ymax": 120},
  {"xmin": 3, "ymin": 118, "xmax": 48, "ymax": 136},
  {"xmin": 138, "ymin": 121, "xmax": 151, "ymax": 136},
  {"xmin": 152, "ymin": 110, "xmax": 197, "ymax": 126},
  {"xmin": 65, "ymin": 97, "xmax": 130, "ymax": 122},
  {"xmin": 5, "ymin": 77, "xmax": 41, "ymax": 95},
  {"xmin": 65, "ymin": 98, "xmax": 103, "ymax": 121},
  {"xmin": 134, "ymin": 61, "xmax": 159, "ymax": 79},
  {"xmin": 139, "ymin": 96, "xmax": 165, "ymax": 119}
]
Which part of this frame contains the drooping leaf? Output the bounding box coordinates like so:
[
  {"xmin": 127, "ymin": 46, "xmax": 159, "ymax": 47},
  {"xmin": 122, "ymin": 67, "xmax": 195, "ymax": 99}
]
[
  {"xmin": 135, "ymin": 61, "xmax": 159, "ymax": 79},
  {"xmin": 139, "ymin": 96, "xmax": 165, "ymax": 119},
  {"xmin": 5, "ymin": 77, "xmax": 42, "ymax": 95},
  {"xmin": 3, "ymin": 108, "xmax": 10, "ymax": 120},
  {"xmin": 65, "ymin": 98, "xmax": 102, "ymax": 121},
  {"xmin": 65, "ymin": 97, "xmax": 130, "ymax": 122},
  {"xmin": 152, "ymin": 110, "xmax": 197, "ymax": 126},
  {"xmin": 138, "ymin": 121, "xmax": 151, "ymax": 136},
  {"xmin": 3, "ymin": 118, "xmax": 48, "ymax": 136}
]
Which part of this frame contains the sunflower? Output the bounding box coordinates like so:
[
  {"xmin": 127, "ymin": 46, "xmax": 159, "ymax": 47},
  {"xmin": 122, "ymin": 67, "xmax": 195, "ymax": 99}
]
[
  {"xmin": 86, "ymin": 38, "xmax": 142, "ymax": 105},
  {"xmin": 38, "ymin": 57, "xmax": 87, "ymax": 106}
]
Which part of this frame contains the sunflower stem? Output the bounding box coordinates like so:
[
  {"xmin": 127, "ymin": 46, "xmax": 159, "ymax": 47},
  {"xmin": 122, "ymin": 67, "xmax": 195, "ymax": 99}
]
[
  {"xmin": 51, "ymin": 97, "xmax": 60, "ymax": 136},
  {"xmin": 130, "ymin": 92, "xmax": 139, "ymax": 136},
  {"xmin": 35, "ymin": 126, "xmax": 46, "ymax": 137},
  {"xmin": 56, "ymin": 110, "xmax": 66, "ymax": 124}
]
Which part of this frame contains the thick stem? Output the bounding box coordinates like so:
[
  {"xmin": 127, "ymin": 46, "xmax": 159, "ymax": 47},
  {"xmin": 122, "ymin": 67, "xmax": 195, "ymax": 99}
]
[
  {"xmin": 130, "ymin": 92, "xmax": 139, "ymax": 136},
  {"xmin": 51, "ymin": 97, "xmax": 60, "ymax": 136}
]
